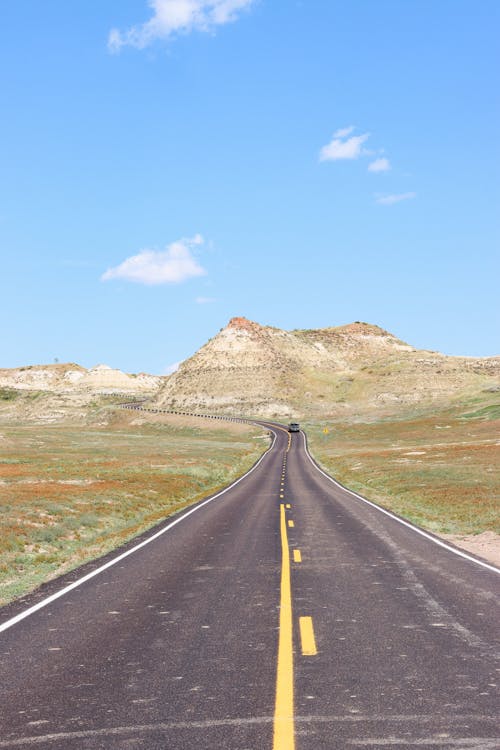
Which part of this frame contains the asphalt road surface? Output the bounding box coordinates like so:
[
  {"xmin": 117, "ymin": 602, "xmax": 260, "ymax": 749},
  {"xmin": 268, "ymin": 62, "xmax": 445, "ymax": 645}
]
[{"xmin": 0, "ymin": 419, "xmax": 498, "ymax": 749}]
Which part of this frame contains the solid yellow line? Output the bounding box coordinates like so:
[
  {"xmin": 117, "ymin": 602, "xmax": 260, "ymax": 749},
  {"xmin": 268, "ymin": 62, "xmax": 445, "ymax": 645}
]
[
  {"xmin": 288, "ymin": 519, "xmax": 294, "ymax": 528},
  {"xmin": 293, "ymin": 549, "xmax": 302, "ymax": 563},
  {"xmin": 273, "ymin": 505, "xmax": 295, "ymax": 749},
  {"xmin": 299, "ymin": 616, "xmax": 317, "ymax": 656}
]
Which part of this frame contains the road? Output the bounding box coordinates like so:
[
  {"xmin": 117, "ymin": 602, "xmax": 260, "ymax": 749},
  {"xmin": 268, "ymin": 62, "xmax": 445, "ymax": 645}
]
[{"xmin": 0, "ymin": 418, "xmax": 498, "ymax": 749}]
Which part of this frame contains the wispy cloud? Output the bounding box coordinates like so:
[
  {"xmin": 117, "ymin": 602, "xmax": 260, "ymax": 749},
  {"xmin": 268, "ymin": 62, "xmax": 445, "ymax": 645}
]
[
  {"xmin": 319, "ymin": 128, "xmax": 370, "ymax": 162},
  {"xmin": 333, "ymin": 126, "xmax": 355, "ymax": 139},
  {"xmin": 321, "ymin": 127, "xmax": 415, "ymax": 201},
  {"xmin": 195, "ymin": 296, "xmax": 216, "ymax": 304},
  {"xmin": 368, "ymin": 157, "xmax": 391, "ymax": 173},
  {"xmin": 375, "ymin": 192, "xmax": 416, "ymax": 206},
  {"xmin": 101, "ymin": 234, "xmax": 207, "ymax": 285},
  {"xmin": 108, "ymin": 0, "xmax": 256, "ymax": 52}
]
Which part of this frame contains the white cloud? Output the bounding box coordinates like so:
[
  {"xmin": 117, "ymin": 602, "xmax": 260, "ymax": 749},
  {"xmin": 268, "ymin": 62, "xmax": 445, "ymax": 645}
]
[
  {"xmin": 108, "ymin": 0, "xmax": 255, "ymax": 52},
  {"xmin": 368, "ymin": 157, "xmax": 391, "ymax": 173},
  {"xmin": 195, "ymin": 296, "xmax": 216, "ymax": 304},
  {"xmin": 164, "ymin": 361, "xmax": 181, "ymax": 374},
  {"xmin": 333, "ymin": 126, "xmax": 355, "ymax": 139},
  {"xmin": 101, "ymin": 234, "xmax": 207, "ymax": 285},
  {"xmin": 375, "ymin": 192, "xmax": 416, "ymax": 206},
  {"xmin": 319, "ymin": 129, "xmax": 370, "ymax": 162}
]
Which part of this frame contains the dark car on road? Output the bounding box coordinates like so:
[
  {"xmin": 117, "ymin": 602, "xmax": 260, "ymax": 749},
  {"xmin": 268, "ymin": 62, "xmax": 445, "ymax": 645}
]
[{"xmin": 288, "ymin": 422, "xmax": 300, "ymax": 432}]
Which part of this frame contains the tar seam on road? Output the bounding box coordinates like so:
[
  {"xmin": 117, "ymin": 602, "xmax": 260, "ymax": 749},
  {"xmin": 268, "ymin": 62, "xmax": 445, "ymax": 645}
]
[
  {"xmin": 301, "ymin": 432, "xmax": 500, "ymax": 575},
  {"xmin": 0, "ymin": 431, "xmax": 278, "ymax": 635},
  {"xmin": 273, "ymin": 503, "xmax": 295, "ymax": 749}
]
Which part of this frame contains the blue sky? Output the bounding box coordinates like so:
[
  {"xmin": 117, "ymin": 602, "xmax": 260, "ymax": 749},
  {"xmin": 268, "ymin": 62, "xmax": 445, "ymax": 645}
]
[{"xmin": 1, "ymin": 1, "xmax": 498, "ymax": 374}]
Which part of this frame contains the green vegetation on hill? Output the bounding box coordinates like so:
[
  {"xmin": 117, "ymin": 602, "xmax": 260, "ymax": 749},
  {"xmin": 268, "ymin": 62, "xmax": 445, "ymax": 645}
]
[{"xmin": 0, "ymin": 388, "xmax": 19, "ymax": 401}]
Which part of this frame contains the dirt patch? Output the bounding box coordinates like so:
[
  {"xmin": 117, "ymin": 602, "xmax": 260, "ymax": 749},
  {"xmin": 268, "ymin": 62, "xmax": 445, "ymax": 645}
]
[{"xmin": 440, "ymin": 531, "xmax": 500, "ymax": 568}]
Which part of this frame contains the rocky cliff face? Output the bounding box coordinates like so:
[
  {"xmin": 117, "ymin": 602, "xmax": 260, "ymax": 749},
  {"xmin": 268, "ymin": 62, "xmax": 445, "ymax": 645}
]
[{"xmin": 154, "ymin": 317, "xmax": 500, "ymax": 418}]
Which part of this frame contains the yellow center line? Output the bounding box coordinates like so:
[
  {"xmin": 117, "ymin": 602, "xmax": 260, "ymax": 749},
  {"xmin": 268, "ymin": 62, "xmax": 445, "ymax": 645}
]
[
  {"xmin": 293, "ymin": 549, "xmax": 302, "ymax": 563},
  {"xmin": 299, "ymin": 616, "xmax": 318, "ymax": 656},
  {"xmin": 288, "ymin": 519, "xmax": 294, "ymax": 528},
  {"xmin": 273, "ymin": 504, "xmax": 295, "ymax": 749}
]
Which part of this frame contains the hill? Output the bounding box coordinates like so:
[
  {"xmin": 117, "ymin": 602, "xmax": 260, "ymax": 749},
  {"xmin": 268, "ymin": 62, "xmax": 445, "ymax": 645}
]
[
  {"xmin": 0, "ymin": 362, "xmax": 162, "ymax": 394},
  {"xmin": 154, "ymin": 317, "xmax": 500, "ymax": 418},
  {"xmin": 0, "ymin": 363, "xmax": 163, "ymax": 424}
]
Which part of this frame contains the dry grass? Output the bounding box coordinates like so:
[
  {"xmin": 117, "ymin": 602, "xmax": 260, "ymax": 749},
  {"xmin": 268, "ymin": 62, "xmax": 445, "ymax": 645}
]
[
  {"xmin": 305, "ymin": 397, "xmax": 499, "ymax": 536},
  {"xmin": 0, "ymin": 413, "xmax": 264, "ymax": 605}
]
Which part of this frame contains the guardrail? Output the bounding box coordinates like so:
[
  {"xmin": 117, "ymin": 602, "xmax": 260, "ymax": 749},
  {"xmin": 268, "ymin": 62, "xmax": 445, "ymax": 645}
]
[{"xmin": 119, "ymin": 401, "xmax": 256, "ymax": 427}]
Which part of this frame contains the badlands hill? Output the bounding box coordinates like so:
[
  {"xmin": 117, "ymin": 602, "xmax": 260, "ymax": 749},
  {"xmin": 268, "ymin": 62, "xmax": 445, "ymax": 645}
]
[
  {"xmin": 154, "ymin": 317, "xmax": 500, "ymax": 419},
  {"xmin": 0, "ymin": 363, "xmax": 162, "ymax": 424},
  {"xmin": 0, "ymin": 362, "xmax": 162, "ymax": 394}
]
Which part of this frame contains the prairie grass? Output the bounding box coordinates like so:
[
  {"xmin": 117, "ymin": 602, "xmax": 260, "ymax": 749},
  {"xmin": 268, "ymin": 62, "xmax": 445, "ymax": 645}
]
[
  {"xmin": 305, "ymin": 399, "xmax": 499, "ymax": 536},
  {"xmin": 0, "ymin": 416, "xmax": 264, "ymax": 605}
]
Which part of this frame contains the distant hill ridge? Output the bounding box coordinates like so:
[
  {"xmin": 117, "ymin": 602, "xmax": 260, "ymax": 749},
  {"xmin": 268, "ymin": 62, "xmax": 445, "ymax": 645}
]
[
  {"xmin": 0, "ymin": 362, "xmax": 162, "ymax": 394},
  {"xmin": 154, "ymin": 317, "xmax": 500, "ymax": 418}
]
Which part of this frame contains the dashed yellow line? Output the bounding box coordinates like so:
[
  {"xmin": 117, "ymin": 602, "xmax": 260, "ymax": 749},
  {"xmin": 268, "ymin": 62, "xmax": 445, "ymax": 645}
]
[
  {"xmin": 288, "ymin": 520, "xmax": 294, "ymax": 528},
  {"xmin": 285, "ymin": 503, "xmax": 291, "ymax": 509},
  {"xmin": 299, "ymin": 616, "xmax": 317, "ymax": 656},
  {"xmin": 293, "ymin": 549, "xmax": 302, "ymax": 563},
  {"xmin": 273, "ymin": 504, "xmax": 295, "ymax": 749}
]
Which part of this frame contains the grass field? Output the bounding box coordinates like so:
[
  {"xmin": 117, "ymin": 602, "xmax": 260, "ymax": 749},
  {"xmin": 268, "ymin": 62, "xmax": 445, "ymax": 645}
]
[
  {"xmin": 0, "ymin": 411, "xmax": 265, "ymax": 605},
  {"xmin": 305, "ymin": 397, "xmax": 499, "ymax": 537}
]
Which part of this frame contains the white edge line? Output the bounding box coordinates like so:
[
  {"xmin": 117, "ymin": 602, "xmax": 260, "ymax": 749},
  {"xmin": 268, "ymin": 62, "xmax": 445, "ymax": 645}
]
[
  {"xmin": 0, "ymin": 429, "xmax": 278, "ymax": 635},
  {"xmin": 301, "ymin": 432, "xmax": 500, "ymax": 575}
]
